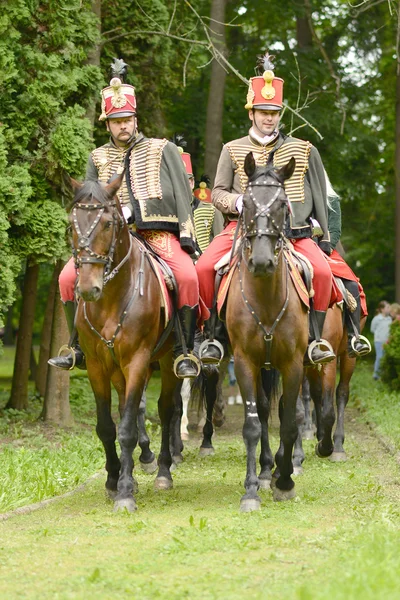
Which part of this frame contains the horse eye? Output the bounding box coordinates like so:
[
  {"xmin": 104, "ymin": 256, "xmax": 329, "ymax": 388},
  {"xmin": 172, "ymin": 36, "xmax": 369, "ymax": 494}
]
[{"xmin": 105, "ymin": 221, "xmax": 112, "ymax": 229}]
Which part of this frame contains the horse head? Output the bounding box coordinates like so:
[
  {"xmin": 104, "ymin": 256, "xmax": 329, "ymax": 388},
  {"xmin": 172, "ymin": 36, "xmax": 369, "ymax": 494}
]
[
  {"xmin": 70, "ymin": 172, "xmax": 127, "ymax": 302},
  {"xmin": 242, "ymin": 152, "xmax": 295, "ymax": 275}
]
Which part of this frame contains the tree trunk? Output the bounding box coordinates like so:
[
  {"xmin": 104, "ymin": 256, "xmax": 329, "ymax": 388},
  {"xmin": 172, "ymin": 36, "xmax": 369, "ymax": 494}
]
[
  {"xmin": 35, "ymin": 263, "xmax": 60, "ymax": 397},
  {"xmin": 396, "ymin": 2, "xmax": 400, "ymax": 301},
  {"xmin": 42, "ymin": 276, "xmax": 74, "ymax": 426},
  {"xmin": 204, "ymin": 0, "xmax": 228, "ymax": 184},
  {"xmin": 7, "ymin": 262, "xmax": 40, "ymax": 410}
]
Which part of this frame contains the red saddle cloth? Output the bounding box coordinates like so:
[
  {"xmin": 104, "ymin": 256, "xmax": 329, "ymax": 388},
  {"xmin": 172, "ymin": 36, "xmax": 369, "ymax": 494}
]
[
  {"xmin": 133, "ymin": 236, "xmax": 210, "ymax": 326},
  {"xmin": 217, "ymin": 250, "xmax": 311, "ymax": 319}
]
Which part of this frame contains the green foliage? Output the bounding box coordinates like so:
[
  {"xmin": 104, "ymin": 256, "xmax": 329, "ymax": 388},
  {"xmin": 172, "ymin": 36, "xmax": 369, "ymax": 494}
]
[
  {"xmin": 0, "ymin": 0, "xmax": 102, "ymax": 325},
  {"xmin": 380, "ymin": 321, "xmax": 400, "ymax": 390}
]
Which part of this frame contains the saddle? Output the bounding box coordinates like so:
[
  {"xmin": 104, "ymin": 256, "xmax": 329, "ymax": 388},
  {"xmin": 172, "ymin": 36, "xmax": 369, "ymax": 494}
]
[
  {"xmin": 130, "ymin": 231, "xmax": 175, "ymax": 324},
  {"xmin": 216, "ymin": 241, "xmax": 314, "ymax": 318}
]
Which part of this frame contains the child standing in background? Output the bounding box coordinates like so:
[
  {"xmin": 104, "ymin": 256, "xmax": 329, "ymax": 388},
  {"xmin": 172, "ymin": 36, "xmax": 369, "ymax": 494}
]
[{"xmin": 370, "ymin": 301, "xmax": 392, "ymax": 380}]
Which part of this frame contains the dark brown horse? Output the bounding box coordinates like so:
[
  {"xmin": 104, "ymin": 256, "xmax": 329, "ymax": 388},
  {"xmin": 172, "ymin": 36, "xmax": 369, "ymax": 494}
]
[
  {"xmin": 70, "ymin": 174, "xmax": 180, "ymax": 512},
  {"xmin": 225, "ymin": 153, "xmax": 309, "ymax": 512},
  {"xmin": 301, "ymin": 304, "xmax": 367, "ymax": 462}
]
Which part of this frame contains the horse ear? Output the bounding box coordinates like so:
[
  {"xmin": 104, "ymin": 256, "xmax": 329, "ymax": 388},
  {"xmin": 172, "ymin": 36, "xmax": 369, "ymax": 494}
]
[
  {"xmin": 106, "ymin": 171, "xmax": 125, "ymax": 197},
  {"xmin": 275, "ymin": 157, "xmax": 296, "ymax": 182},
  {"xmin": 244, "ymin": 152, "xmax": 256, "ymax": 178},
  {"xmin": 69, "ymin": 177, "xmax": 83, "ymax": 191}
]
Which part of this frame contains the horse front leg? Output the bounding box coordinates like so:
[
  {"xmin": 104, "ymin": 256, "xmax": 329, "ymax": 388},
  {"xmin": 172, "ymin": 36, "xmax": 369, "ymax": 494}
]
[
  {"xmin": 331, "ymin": 355, "xmax": 355, "ymax": 462},
  {"xmin": 88, "ymin": 365, "xmax": 120, "ymax": 499},
  {"xmin": 273, "ymin": 364, "xmax": 303, "ymax": 501},
  {"xmin": 257, "ymin": 370, "xmax": 274, "ymax": 490},
  {"xmin": 235, "ymin": 355, "xmax": 262, "ymax": 512},
  {"xmin": 154, "ymin": 353, "xmax": 179, "ymax": 490},
  {"xmin": 114, "ymin": 362, "xmax": 148, "ymax": 512}
]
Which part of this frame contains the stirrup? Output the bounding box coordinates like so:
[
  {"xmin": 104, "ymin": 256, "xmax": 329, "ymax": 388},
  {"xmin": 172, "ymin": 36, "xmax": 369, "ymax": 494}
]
[
  {"xmin": 307, "ymin": 339, "xmax": 335, "ymax": 366},
  {"xmin": 57, "ymin": 344, "xmax": 77, "ymax": 370},
  {"xmin": 173, "ymin": 353, "xmax": 201, "ymax": 378},
  {"xmin": 350, "ymin": 335, "xmax": 371, "ymax": 357},
  {"xmin": 198, "ymin": 339, "xmax": 225, "ymax": 365}
]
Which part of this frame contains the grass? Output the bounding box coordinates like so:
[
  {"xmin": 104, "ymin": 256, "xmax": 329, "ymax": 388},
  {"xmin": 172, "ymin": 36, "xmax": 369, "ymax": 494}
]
[
  {"xmin": 1, "ymin": 353, "xmax": 400, "ymax": 598},
  {"xmin": 1, "ymin": 406, "xmax": 400, "ymax": 599},
  {"xmin": 350, "ymin": 360, "xmax": 400, "ymax": 450},
  {"xmin": 0, "ymin": 360, "xmax": 162, "ymax": 512}
]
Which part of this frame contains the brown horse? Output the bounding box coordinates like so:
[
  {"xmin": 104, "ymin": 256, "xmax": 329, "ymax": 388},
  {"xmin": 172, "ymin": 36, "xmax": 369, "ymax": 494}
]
[
  {"xmin": 302, "ymin": 305, "xmax": 367, "ymax": 462},
  {"xmin": 70, "ymin": 174, "xmax": 181, "ymax": 512},
  {"xmin": 225, "ymin": 153, "xmax": 309, "ymax": 512}
]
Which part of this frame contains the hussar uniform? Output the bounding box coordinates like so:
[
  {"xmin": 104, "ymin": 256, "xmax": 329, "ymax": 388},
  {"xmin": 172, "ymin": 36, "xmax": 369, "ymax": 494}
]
[
  {"xmin": 196, "ymin": 53, "xmax": 340, "ymax": 365},
  {"xmin": 54, "ymin": 63, "xmax": 200, "ymax": 378}
]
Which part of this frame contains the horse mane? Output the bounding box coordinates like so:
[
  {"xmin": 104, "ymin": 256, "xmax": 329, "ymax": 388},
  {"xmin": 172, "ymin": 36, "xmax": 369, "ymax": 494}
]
[{"xmin": 72, "ymin": 180, "xmax": 111, "ymax": 207}]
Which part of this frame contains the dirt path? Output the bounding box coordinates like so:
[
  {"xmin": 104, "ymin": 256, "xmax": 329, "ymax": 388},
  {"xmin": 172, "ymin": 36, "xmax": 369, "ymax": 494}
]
[{"xmin": 1, "ymin": 404, "xmax": 400, "ymax": 600}]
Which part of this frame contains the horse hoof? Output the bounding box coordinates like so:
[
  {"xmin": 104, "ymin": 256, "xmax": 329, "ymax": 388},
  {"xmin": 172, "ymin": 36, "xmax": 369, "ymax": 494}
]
[
  {"xmin": 258, "ymin": 478, "xmax": 272, "ymax": 490},
  {"xmin": 173, "ymin": 454, "xmax": 184, "ymax": 465},
  {"xmin": 302, "ymin": 430, "xmax": 314, "ymax": 441},
  {"xmin": 273, "ymin": 487, "xmax": 296, "ymax": 502},
  {"xmin": 113, "ymin": 497, "xmax": 137, "ymax": 513},
  {"xmin": 315, "ymin": 443, "xmax": 332, "ymax": 458},
  {"xmin": 140, "ymin": 458, "xmax": 158, "ymax": 474},
  {"xmin": 329, "ymin": 451, "xmax": 347, "ymax": 463},
  {"xmin": 240, "ymin": 497, "xmax": 261, "ymax": 512},
  {"xmin": 199, "ymin": 447, "xmax": 214, "ymax": 457},
  {"xmin": 293, "ymin": 466, "xmax": 304, "ymax": 476},
  {"xmin": 181, "ymin": 432, "xmax": 189, "ymax": 441},
  {"xmin": 154, "ymin": 476, "xmax": 173, "ymax": 491}
]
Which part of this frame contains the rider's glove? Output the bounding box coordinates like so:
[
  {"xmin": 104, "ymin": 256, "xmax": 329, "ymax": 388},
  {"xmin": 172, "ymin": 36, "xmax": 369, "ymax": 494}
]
[
  {"xmin": 319, "ymin": 240, "xmax": 333, "ymax": 256},
  {"xmin": 235, "ymin": 195, "xmax": 243, "ymax": 213},
  {"xmin": 122, "ymin": 205, "xmax": 132, "ymax": 223}
]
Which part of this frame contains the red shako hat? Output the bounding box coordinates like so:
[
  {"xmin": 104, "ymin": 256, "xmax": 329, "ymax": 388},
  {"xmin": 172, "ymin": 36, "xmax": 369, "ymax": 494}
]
[
  {"xmin": 194, "ymin": 177, "xmax": 212, "ymax": 203},
  {"xmin": 99, "ymin": 58, "xmax": 136, "ymax": 121},
  {"xmin": 245, "ymin": 51, "xmax": 283, "ymax": 111},
  {"xmin": 179, "ymin": 149, "xmax": 193, "ymax": 177}
]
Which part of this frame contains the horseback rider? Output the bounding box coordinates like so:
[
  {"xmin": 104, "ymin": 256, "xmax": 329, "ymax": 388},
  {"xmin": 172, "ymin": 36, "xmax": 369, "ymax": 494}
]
[
  {"xmin": 324, "ymin": 172, "xmax": 371, "ymax": 357},
  {"xmin": 49, "ymin": 60, "xmax": 201, "ymax": 378},
  {"xmin": 177, "ymin": 143, "xmax": 224, "ymax": 255},
  {"xmin": 196, "ymin": 52, "xmax": 340, "ymax": 366}
]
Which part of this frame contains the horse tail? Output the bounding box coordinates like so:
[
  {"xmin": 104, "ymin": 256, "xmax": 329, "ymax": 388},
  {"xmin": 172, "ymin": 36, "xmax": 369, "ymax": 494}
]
[
  {"xmin": 261, "ymin": 367, "xmax": 281, "ymax": 418},
  {"xmin": 191, "ymin": 364, "xmax": 220, "ymax": 415}
]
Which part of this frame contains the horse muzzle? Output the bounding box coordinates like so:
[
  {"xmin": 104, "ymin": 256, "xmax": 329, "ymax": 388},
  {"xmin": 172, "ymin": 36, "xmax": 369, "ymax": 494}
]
[
  {"xmin": 248, "ymin": 256, "xmax": 276, "ymax": 276},
  {"xmin": 76, "ymin": 283, "xmax": 103, "ymax": 302}
]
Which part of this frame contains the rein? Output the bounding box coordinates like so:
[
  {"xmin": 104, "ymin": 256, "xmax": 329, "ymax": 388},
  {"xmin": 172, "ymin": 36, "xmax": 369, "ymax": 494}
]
[
  {"xmin": 71, "ymin": 198, "xmax": 124, "ymax": 281},
  {"xmin": 71, "ymin": 196, "xmax": 144, "ymax": 363},
  {"xmin": 239, "ymin": 172, "xmax": 290, "ymax": 369}
]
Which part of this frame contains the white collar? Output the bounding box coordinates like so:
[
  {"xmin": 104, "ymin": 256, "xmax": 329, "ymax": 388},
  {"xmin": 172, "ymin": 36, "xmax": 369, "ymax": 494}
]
[{"xmin": 250, "ymin": 127, "xmax": 279, "ymax": 146}]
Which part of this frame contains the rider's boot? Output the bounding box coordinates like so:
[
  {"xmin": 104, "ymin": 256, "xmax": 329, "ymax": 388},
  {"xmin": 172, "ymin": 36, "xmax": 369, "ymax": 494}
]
[
  {"xmin": 343, "ymin": 280, "xmax": 371, "ymax": 358},
  {"xmin": 47, "ymin": 301, "xmax": 86, "ymax": 370},
  {"xmin": 173, "ymin": 305, "xmax": 201, "ymax": 379},
  {"xmin": 304, "ymin": 309, "xmax": 336, "ymax": 366},
  {"xmin": 198, "ymin": 316, "xmax": 227, "ymax": 365}
]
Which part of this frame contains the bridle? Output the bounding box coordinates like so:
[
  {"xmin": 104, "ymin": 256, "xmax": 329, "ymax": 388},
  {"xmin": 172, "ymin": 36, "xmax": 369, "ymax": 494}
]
[
  {"xmin": 71, "ymin": 197, "xmax": 131, "ymax": 284},
  {"xmin": 238, "ymin": 169, "xmax": 290, "ymax": 369},
  {"xmin": 241, "ymin": 170, "xmax": 288, "ymax": 242}
]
